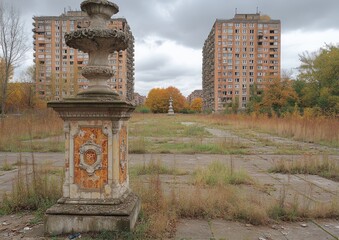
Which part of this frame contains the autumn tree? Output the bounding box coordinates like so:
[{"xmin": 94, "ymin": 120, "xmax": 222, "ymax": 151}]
[
  {"xmin": 297, "ymin": 45, "xmax": 339, "ymax": 115},
  {"xmin": 261, "ymin": 78, "xmax": 298, "ymax": 116},
  {"xmin": 0, "ymin": 2, "xmax": 29, "ymax": 116},
  {"xmin": 166, "ymin": 86, "xmax": 186, "ymax": 113},
  {"xmin": 5, "ymin": 82, "xmax": 31, "ymax": 112},
  {"xmin": 190, "ymin": 97, "xmax": 203, "ymax": 112},
  {"xmin": 145, "ymin": 86, "xmax": 186, "ymax": 113},
  {"xmin": 145, "ymin": 88, "xmax": 168, "ymax": 113}
]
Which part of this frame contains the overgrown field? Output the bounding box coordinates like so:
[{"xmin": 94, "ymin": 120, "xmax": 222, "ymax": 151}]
[
  {"xmin": 1, "ymin": 158, "xmax": 338, "ymax": 239},
  {"xmin": 0, "ymin": 110, "xmax": 337, "ymax": 153},
  {"xmin": 0, "ymin": 110, "xmax": 63, "ymax": 152},
  {"xmin": 0, "ymin": 111, "xmax": 338, "ymax": 239}
]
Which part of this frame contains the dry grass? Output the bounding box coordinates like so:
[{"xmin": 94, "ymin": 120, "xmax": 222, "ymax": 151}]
[
  {"xmin": 193, "ymin": 161, "xmax": 253, "ymax": 186},
  {"xmin": 269, "ymin": 155, "xmax": 339, "ymax": 182},
  {"xmin": 129, "ymin": 137, "xmax": 148, "ymax": 154},
  {"xmin": 130, "ymin": 159, "xmax": 339, "ymax": 238},
  {"xmin": 0, "ymin": 109, "xmax": 63, "ymax": 152},
  {"xmin": 268, "ymin": 185, "xmax": 339, "ymax": 221},
  {"xmin": 132, "ymin": 174, "xmax": 339, "ymax": 238},
  {"xmin": 1, "ymin": 159, "xmax": 15, "ymax": 171},
  {"xmin": 202, "ymin": 114, "xmax": 339, "ymax": 147},
  {"xmin": 132, "ymin": 175, "xmax": 176, "ymax": 239},
  {"xmin": 0, "ymin": 155, "xmax": 63, "ymax": 220},
  {"xmin": 130, "ymin": 158, "xmax": 188, "ymax": 176},
  {"xmin": 174, "ymin": 186, "xmax": 270, "ymax": 225}
]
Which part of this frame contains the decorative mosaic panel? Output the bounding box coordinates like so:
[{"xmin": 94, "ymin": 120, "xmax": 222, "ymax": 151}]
[
  {"xmin": 119, "ymin": 126, "xmax": 128, "ymax": 184},
  {"xmin": 74, "ymin": 127, "xmax": 108, "ymax": 189}
]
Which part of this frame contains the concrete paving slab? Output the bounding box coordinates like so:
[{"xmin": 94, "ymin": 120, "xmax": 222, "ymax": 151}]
[
  {"xmin": 314, "ymin": 219, "xmax": 339, "ymax": 238},
  {"xmin": 297, "ymin": 175, "xmax": 339, "ymax": 194},
  {"xmin": 210, "ymin": 220, "xmax": 285, "ymax": 240},
  {"xmin": 175, "ymin": 219, "xmax": 213, "ymax": 240},
  {"xmin": 280, "ymin": 221, "xmax": 337, "ymax": 240},
  {"xmin": 270, "ymin": 173, "xmax": 336, "ymax": 202}
]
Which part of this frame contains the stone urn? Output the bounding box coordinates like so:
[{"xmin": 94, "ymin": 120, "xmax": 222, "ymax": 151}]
[{"xmin": 45, "ymin": 0, "xmax": 140, "ymax": 235}]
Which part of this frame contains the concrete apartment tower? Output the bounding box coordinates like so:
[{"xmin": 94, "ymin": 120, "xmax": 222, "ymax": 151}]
[
  {"xmin": 202, "ymin": 13, "xmax": 281, "ymax": 112},
  {"xmin": 33, "ymin": 11, "xmax": 134, "ymax": 102}
]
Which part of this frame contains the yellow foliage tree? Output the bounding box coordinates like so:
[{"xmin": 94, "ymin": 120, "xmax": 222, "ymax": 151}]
[
  {"xmin": 145, "ymin": 88, "xmax": 168, "ymax": 113},
  {"xmin": 5, "ymin": 82, "xmax": 46, "ymax": 113},
  {"xmin": 261, "ymin": 78, "xmax": 298, "ymax": 116},
  {"xmin": 166, "ymin": 86, "xmax": 186, "ymax": 113},
  {"xmin": 190, "ymin": 97, "xmax": 203, "ymax": 112},
  {"xmin": 145, "ymin": 86, "xmax": 186, "ymax": 113}
]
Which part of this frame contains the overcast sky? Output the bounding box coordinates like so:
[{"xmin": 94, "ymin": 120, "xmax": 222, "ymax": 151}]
[{"xmin": 6, "ymin": 0, "xmax": 339, "ymax": 96}]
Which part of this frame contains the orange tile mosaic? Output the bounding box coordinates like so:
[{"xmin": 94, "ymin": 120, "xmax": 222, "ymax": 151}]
[{"xmin": 74, "ymin": 127, "xmax": 108, "ymax": 189}]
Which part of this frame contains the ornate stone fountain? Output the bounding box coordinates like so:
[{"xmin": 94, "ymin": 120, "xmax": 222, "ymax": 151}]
[{"xmin": 45, "ymin": 0, "xmax": 140, "ymax": 235}]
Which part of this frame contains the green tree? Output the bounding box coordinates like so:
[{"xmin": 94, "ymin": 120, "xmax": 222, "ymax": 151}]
[
  {"xmin": 298, "ymin": 45, "xmax": 339, "ymax": 115},
  {"xmin": 246, "ymin": 83, "xmax": 263, "ymax": 114}
]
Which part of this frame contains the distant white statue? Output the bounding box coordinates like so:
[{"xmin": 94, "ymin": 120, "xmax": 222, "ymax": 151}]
[{"xmin": 168, "ymin": 96, "xmax": 174, "ymax": 115}]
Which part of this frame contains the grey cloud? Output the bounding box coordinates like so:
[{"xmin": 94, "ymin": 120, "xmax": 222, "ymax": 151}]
[
  {"xmin": 6, "ymin": 0, "xmax": 339, "ymax": 49},
  {"xmin": 138, "ymin": 66, "xmax": 195, "ymax": 83},
  {"xmin": 136, "ymin": 54, "xmax": 170, "ymax": 72},
  {"xmin": 5, "ymin": 0, "xmax": 339, "ymax": 96},
  {"xmin": 115, "ymin": 0, "xmax": 339, "ymax": 49}
]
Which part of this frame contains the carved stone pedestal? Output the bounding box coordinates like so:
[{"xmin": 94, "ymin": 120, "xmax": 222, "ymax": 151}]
[
  {"xmin": 45, "ymin": 98, "xmax": 140, "ymax": 235},
  {"xmin": 45, "ymin": 193, "xmax": 140, "ymax": 235}
]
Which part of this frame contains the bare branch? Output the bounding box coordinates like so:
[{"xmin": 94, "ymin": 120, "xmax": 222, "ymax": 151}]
[{"xmin": 0, "ymin": 2, "xmax": 29, "ymax": 116}]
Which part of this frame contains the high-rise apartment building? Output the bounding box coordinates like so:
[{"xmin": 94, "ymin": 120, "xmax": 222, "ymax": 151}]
[
  {"xmin": 33, "ymin": 11, "xmax": 134, "ymax": 101},
  {"xmin": 202, "ymin": 13, "xmax": 281, "ymax": 112},
  {"xmin": 187, "ymin": 90, "xmax": 203, "ymax": 104}
]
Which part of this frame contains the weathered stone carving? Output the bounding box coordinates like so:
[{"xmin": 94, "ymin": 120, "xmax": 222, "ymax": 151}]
[
  {"xmin": 63, "ymin": 0, "xmax": 130, "ymax": 97},
  {"xmin": 81, "ymin": 0, "xmax": 119, "ymax": 20},
  {"xmin": 81, "ymin": 66, "xmax": 115, "ymax": 80},
  {"xmin": 119, "ymin": 126, "xmax": 127, "ymax": 183},
  {"xmin": 65, "ymin": 29, "xmax": 128, "ymax": 53},
  {"xmin": 120, "ymin": 139, "xmax": 127, "ymax": 172},
  {"xmin": 79, "ymin": 140, "xmax": 103, "ymax": 176}
]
